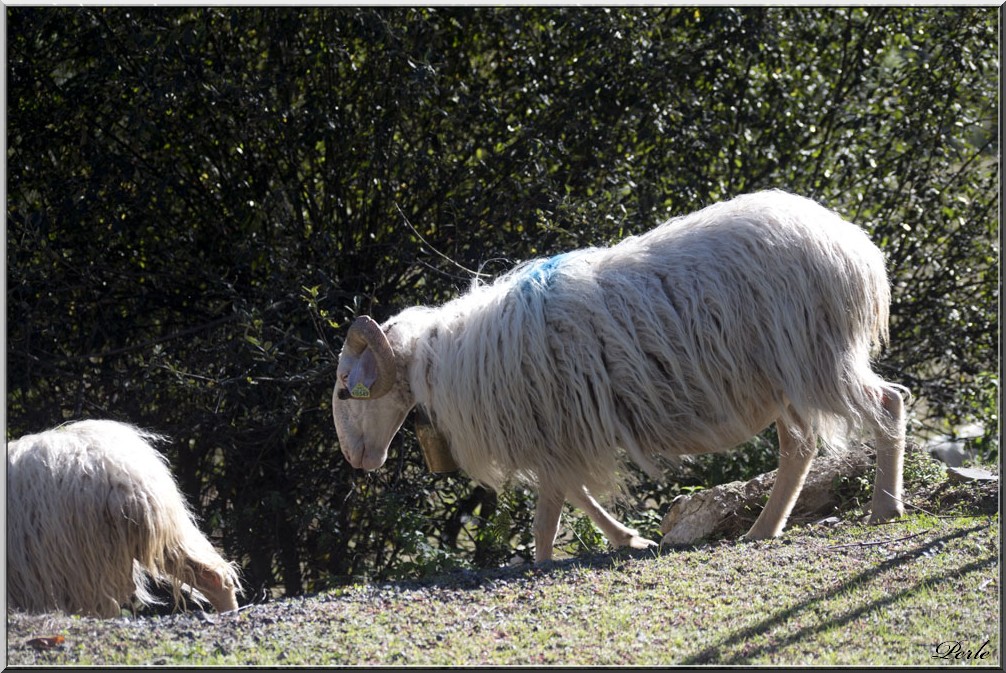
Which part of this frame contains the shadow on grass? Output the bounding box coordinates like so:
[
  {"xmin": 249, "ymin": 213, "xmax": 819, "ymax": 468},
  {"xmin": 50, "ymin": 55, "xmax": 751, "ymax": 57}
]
[
  {"xmin": 398, "ymin": 543, "xmax": 665, "ymax": 592},
  {"xmin": 679, "ymin": 521, "xmax": 998, "ymax": 665}
]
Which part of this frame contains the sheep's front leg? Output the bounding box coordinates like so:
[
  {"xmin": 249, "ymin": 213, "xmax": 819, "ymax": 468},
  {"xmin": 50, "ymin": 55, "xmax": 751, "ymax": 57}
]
[
  {"xmin": 568, "ymin": 486, "xmax": 657, "ymax": 552},
  {"xmin": 744, "ymin": 420, "xmax": 815, "ymax": 540},
  {"xmin": 869, "ymin": 388, "xmax": 906, "ymax": 524},
  {"xmin": 533, "ymin": 486, "xmax": 565, "ymax": 563}
]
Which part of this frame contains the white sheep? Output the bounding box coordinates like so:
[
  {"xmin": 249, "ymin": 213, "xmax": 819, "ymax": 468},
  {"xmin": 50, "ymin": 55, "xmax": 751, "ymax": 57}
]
[
  {"xmin": 332, "ymin": 190, "xmax": 907, "ymax": 562},
  {"xmin": 7, "ymin": 419, "xmax": 241, "ymax": 617}
]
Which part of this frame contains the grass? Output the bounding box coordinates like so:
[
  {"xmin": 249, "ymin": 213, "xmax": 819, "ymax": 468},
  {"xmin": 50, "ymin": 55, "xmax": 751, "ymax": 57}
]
[{"xmin": 5, "ymin": 454, "xmax": 1000, "ymax": 667}]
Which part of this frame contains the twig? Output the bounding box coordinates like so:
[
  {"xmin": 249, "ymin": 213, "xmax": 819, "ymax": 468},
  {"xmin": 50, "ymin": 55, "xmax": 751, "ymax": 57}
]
[
  {"xmin": 72, "ymin": 314, "xmax": 237, "ymax": 362},
  {"xmin": 826, "ymin": 529, "xmax": 931, "ymax": 550},
  {"xmin": 891, "ymin": 488, "xmax": 992, "ymax": 521},
  {"xmin": 396, "ymin": 204, "xmax": 489, "ymax": 279},
  {"xmin": 903, "ymin": 499, "xmax": 968, "ymax": 520}
]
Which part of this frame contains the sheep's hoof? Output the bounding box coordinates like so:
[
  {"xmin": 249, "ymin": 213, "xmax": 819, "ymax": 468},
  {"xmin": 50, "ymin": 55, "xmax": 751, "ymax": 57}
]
[
  {"xmin": 627, "ymin": 536, "xmax": 659, "ymax": 550},
  {"xmin": 533, "ymin": 552, "xmax": 555, "ymax": 565},
  {"xmin": 741, "ymin": 521, "xmax": 784, "ymax": 541},
  {"xmin": 868, "ymin": 503, "xmax": 904, "ymax": 525}
]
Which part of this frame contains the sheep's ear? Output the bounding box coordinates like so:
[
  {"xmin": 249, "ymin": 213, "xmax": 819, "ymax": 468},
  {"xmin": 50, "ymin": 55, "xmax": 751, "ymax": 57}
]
[
  {"xmin": 341, "ymin": 315, "xmax": 396, "ymax": 399},
  {"xmin": 194, "ymin": 565, "xmax": 225, "ymax": 590},
  {"xmin": 347, "ymin": 349, "xmax": 380, "ymax": 399}
]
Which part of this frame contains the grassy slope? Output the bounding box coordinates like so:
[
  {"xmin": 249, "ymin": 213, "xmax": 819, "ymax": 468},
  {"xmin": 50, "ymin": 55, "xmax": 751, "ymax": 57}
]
[{"xmin": 5, "ymin": 459, "xmax": 1000, "ymax": 667}]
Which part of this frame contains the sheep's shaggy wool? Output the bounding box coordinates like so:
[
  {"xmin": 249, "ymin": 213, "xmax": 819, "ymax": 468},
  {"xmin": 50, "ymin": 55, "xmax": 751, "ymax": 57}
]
[
  {"xmin": 7, "ymin": 420, "xmax": 240, "ymax": 617},
  {"xmin": 395, "ymin": 190, "xmax": 903, "ymax": 498},
  {"xmin": 334, "ymin": 190, "xmax": 907, "ymax": 557}
]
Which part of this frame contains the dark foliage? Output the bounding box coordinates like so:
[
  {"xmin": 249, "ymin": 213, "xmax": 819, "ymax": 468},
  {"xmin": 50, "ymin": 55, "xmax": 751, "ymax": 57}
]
[{"xmin": 7, "ymin": 6, "xmax": 998, "ymax": 597}]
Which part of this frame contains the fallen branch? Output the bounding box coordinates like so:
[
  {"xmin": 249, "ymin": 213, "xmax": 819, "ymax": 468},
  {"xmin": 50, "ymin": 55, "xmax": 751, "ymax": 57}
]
[{"xmin": 660, "ymin": 442, "xmax": 922, "ymax": 545}]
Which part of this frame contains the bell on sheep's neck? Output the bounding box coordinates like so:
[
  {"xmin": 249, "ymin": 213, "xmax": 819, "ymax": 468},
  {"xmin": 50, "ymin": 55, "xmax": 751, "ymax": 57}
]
[{"xmin": 415, "ymin": 406, "xmax": 458, "ymax": 473}]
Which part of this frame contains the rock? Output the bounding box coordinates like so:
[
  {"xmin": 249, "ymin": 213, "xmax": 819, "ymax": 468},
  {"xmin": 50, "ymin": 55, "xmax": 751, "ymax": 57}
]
[{"xmin": 946, "ymin": 466, "xmax": 998, "ymax": 483}]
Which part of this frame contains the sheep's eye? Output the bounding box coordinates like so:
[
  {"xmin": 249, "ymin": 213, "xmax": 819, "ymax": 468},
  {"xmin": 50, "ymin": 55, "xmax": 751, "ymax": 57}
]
[{"xmin": 337, "ymin": 388, "xmax": 352, "ymax": 401}]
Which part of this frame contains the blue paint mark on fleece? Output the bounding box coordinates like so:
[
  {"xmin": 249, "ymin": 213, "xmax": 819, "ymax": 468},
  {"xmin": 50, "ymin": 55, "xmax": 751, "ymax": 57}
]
[{"xmin": 519, "ymin": 251, "xmax": 574, "ymax": 293}]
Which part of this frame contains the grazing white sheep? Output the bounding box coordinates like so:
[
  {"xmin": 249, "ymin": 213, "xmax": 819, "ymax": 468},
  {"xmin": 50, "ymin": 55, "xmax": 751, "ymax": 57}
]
[
  {"xmin": 7, "ymin": 419, "xmax": 241, "ymax": 617},
  {"xmin": 332, "ymin": 190, "xmax": 907, "ymax": 562}
]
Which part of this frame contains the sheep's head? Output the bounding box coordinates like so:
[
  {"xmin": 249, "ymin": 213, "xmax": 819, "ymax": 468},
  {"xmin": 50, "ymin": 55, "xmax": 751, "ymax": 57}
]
[{"xmin": 332, "ymin": 315, "xmax": 414, "ymax": 471}]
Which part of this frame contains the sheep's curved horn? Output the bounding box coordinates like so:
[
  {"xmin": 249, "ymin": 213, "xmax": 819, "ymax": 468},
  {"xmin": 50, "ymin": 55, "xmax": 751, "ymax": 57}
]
[{"xmin": 342, "ymin": 315, "xmax": 397, "ymax": 400}]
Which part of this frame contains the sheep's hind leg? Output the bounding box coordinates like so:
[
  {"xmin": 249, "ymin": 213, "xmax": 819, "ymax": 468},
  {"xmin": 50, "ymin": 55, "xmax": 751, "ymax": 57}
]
[
  {"xmin": 744, "ymin": 419, "xmax": 816, "ymax": 540},
  {"xmin": 568, "ymin": 486, "xmax": 658, "ymax": 552},
  {"xmin": 868, "ymin": 387, "xmax": 906, "ymax": 524},
  {"xmin": 533, "ymin": 486, "xmax": 565, "ymax": 563}
]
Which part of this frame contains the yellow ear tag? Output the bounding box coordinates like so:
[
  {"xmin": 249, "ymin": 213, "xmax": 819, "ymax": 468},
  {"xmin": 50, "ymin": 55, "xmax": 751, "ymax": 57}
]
[{"xmin": 350, "ymin": 382, "xmax": 371, "ymax": 399}]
